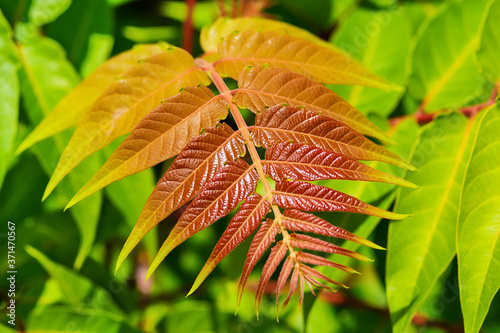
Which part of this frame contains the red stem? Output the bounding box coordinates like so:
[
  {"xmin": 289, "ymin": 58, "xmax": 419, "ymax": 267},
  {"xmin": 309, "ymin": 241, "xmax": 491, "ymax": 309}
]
[{"xmin": 182, "ymin": 0, "xmax": 196, "ymax": 54}]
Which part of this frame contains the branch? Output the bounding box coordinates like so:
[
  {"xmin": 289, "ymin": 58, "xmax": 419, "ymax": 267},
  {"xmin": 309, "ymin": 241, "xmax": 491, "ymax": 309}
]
[
  {"xmin": 390, "ymin": 80, "xmax": 500, "ymax": 127},
  {"xmin": 182, "ymin": 0, "xmax": 196, "ymax": 54}
]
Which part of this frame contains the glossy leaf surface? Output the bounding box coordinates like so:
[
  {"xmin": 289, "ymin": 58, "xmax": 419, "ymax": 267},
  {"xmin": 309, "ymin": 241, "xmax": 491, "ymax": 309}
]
[
  {"xmin": 116, "ymin": 123, "xmax": 245, "ymax": 271},
  {"xmin": 252, "ymin": 105, "xmax": 414, "ymax": 170},
  {"xmin": 147, "ymin": 159, "xmax": 258, "ymax": 278},
  {"xmin": 477, "ymin": 0, "xmax": 500, "ymax": 83},
  {"xmin": 273, "ymin": 180, "xmax": 407, "ymax": 220},
  {"xmin": 233, "ymin": 66, "xmax": 389, "ymax": 141}
]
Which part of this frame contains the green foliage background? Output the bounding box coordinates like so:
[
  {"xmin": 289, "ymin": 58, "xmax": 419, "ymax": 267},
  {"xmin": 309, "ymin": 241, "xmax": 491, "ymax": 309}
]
[{"xmin": 1, "ymin": 0, "xmax": 499, "ymax": 332}]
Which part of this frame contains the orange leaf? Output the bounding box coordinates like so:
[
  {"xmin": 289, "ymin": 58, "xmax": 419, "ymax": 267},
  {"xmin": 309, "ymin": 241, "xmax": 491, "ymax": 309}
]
[
  {"xmin": 43, "ymin": 46, "xmax": 211, "ymax": 200},
  {"xmin": 233, "ymin": 66, "xmax": 389, "ymax": 141},
  {"xmin": 146, "ymin": 159, "xmax": 258, "ymax": 278},
  {"xmin": 215, "ymin": 31, "xmax": 395, "ymax": 88},
  {"xmin": 67, "ymin": 86, "xmax": 229, "ymax": 208},
  {"xmin": 252, "ymin": 105, "xmax": 415, "ymax": 170},
  {"xmin": 189, "ymin": 194, "xmax": 270, "ymax": 295},
  {"xmin": 17, "ymin": 43, "xmax": 170, "ymax": 154},
  {"xmin": 115, "ymin": 123, "xmax": 245, "ymax": 272}
]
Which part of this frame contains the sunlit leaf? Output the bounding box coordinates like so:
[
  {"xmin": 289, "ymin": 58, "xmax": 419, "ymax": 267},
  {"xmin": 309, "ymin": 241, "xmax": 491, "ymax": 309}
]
[
  {"xmin": 273, "ymin": 180, "xmax": 407, "ymax": 220},
  {"xmin": 200, "ymin": 16, "xmax": 340, "ymax": 53},
  {"xmin": 17, "ymin": 43, "xmax": 169, "ymax": 154},
  {"xmin": 262, "ymin": 142, "xmax": 415, "ymax": 188},
  {"xmin": 66, "ymin": 86, "xmax": 229, "ymax": 208},
  {"xmin": 458, "ymin": 105, "xmax": 500, "ymax": 333},
  {"xmin": 410, "ymin": 0, "xmax": 490, "ymax": 111},
  {"xmin": 147, "ymin": 159, "xmax": 258, "ymax": 278},
  {"xmin": 215, "ymin": 31, "xmax": 395, "ymax": 89},
  {"xmin": 189, "ymin": 194, "xmax": 270, "ymax": 296},
  {"xmin": 252, "ymin": 105, "xmax": 414, "ymax": 170},
  {"xmin": 116, "ymin": 123, "xmax": 245, "ymax": 271},
  {"xmin": 233, "ymin": 66, "xmax": 390, "ymax": 141},
  {"xmin": 43, "ymin": 46, "xmax": 211, "ymax": 200},
  {"xmin": 387, "ymin": 112, "xmax": 474, "ymax": 332}
]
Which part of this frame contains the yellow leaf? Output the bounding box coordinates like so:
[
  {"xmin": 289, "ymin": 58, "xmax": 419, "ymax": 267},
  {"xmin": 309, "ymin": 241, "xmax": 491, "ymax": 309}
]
[
  {"xmin": 17, "ymin": 43, "xmax": 170, "ymax": 154},
  {"xmin": 43, "ymin": 46, "xmax": 211, "ymax": 200},
  {"xmin": 215, "ymin": 30, "xmax": 396, "ymax": 89},
  {"xmin": 66, "ymin": 86, "xmax": 229, "ymax": 208},
  {"xmin": 201, "ymin": 16, "xmax": 341, "ymax": 53}
]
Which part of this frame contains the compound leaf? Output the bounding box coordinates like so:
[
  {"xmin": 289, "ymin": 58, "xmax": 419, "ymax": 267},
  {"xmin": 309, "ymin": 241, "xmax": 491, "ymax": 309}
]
[
  {"xmin": 215, "ymin": 30, "xmax": 395, "ymax": 89},
  {"xmin": 43, "ymin": 46, "xmax": 211, "ymax": 200},
  {"xmin": 233, "ymin": 66, "xmax": 389, "ymax": 141}
]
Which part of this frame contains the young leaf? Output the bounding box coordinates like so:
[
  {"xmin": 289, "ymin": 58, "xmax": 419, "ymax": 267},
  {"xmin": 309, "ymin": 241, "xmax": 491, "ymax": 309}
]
[
  {"xmin": 276, "ymin": 256, "xmax": 294, "ymax": 313},
  {"xmin": 233, "ymin": 66, "xmax": 389, "ymax": 141},
  {"xmin": 200, "ymin": 16, "xmax": 339, "ymax": 53},
  {"xmin": 282, "ymin": 209, "xmax": 383, "ymax": 250},
  {"xmin": 252, "ymin": 105, "xmax": 414, "ymax": 170},
  {"xmin": 215, "ymin": 30, "xmax": 395, "ymax": 89},
  {"xmin": 147, "ymin": 159, "xmax": 258, "ymax": 278},
  {"xmin": 189, "ymin": 194, "xmax": 270, "ymax": 295},
  {"xmin": 17, "ymin": 43, "xmax": 169, "ymax": 154},
  {"xmin": 387, "ymin": 112, "xmax": 474, "ymax": 332},
  {"xmin": 296, "ymin": 252, "xmax": 358, "ymax": 274},
  {"xmin": 262, "ymin": 142, "xmax": 415, "ymax": 188},
  {"xmin": 66, "ymin": 86, "xmax": 229, "ymax": 208},
  {"xmin": 458, "ymin": 105, "xmax": 500, "ymax": 333},
  {"xmin": 255, "ymin": 241, "xmax": 287, "ymax": 314},
  {"xmin": 43, "ymin": 46, "xmax": 211, "ymax": 200},
  {"xmin": 116, "ymin": 123, "xmax": 245, "ymax": 272},
  {"xmin": 238, "ymin": 218, "xmax": 281, "ymax": 306},
  {"xmin": 410, "ymin": 0, "xmax": 490, "ymax": 111},
  {"xmin": 289, "ymin": 234, "xmax": 368, "ymax": 262},
  {"xmin": 273, "ymin": 180, "xmax": 408, "ymax": 220}
]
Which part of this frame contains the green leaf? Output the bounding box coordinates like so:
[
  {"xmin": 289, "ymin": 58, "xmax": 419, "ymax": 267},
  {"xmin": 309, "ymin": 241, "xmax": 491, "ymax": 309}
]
[
  {"xmin": 330, "ymin": 7, "xmax": 412, "ymax": 117},
  {"xmin": 0, "ymin": 10, "xmax": 19, "ymax": 190},
  {"xmin": 477, "ymin": 0, "xmax": 500, "ymax": 83},
  {"xmin": 410, "ymin": 0, "xmax": 490, "ymax": 111},
  {"xmin": 46, "ymin": 0, "xmax": 114, "ymax": 75},
  {"xmin": 160, "ymin": 1, "xmax": 217, "ymax": 30},
  {"xmin": 387, "ymin": 112, "xmax": 475, "ymax": 332},
  {"xmin": 27, "ymin": 306, "xmax": 142, "ymax": 333},
  {"xmin": 457, "ymin": 105, "xmax": 500, "ymax": 333},
  {"xmin": 28, "ymin": 0, "xmax": 72, "ymax": 26},
  {"xmin": 17, "ymin": 36, "xmax": 102, "ymax": 269}
]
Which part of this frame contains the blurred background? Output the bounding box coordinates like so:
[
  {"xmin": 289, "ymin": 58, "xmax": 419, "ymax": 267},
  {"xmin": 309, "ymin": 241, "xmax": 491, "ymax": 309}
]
[{"xmin": 1, "ymin": 0, "xmax": 498, "ymax": 332}]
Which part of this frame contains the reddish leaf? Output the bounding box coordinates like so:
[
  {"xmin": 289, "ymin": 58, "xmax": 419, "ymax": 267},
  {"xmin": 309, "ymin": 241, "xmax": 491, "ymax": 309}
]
[
  {"xmin": 252, "ymin": 105, "xmax": 415, "ymax": 170},
  {"xmin": 296, "ymin": 252, "xmax": 359, "ymax": 274},
  {"xmin": 189, "ymin": 194, "xmax": 270, "ymax": 295},
  {"xmin": 67, "ymin": 86, "xmax": 230, "ymax": 208},
  {"xmin": 300, "ymin": 264, "xmax": 347, "ymax": 289},
  {"xmin": 273, "ymin": 180, "xmax": 408, "ymax": 220},
  {"xmin": 282, "ymin": 209, "xmax": 383, "ymax": 249},
  {"xmin": 116, "ymin": 123, "xmax": 245, "ymax": 271},
  {"xmin": 276, "ymin": 256, "xmax": 294, "ymax": 314},
  {"xmin": 256, "ymin": 241, "xmax": 287, "ymax": 315},
  {"xmin": 147, "ymin": 159, "xmax": 258, "ymax": 278},
  {"xmin": 262, "ymin": 142, "xmax": 415, "ymax": 188},
  {"xmin": 238, "ymin": 218, "xmax": 280, "ymax": 306},
  {"xmin": 289, "ymin": 233, "xmax": 369, "ymax": 261},
  {"xmin": 283, "ymin": 264, "xmax": 299, "ymax": 310},
  {"xmin": 232, "ymin": 66, "xmax": 389, "ymax": 141}
]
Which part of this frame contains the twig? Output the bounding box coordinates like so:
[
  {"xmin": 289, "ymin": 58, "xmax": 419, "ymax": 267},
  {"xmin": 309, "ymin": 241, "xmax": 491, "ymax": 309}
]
[{"xmin": 182, "ymin": 0, "xmax": 196, "ymax": 54}]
